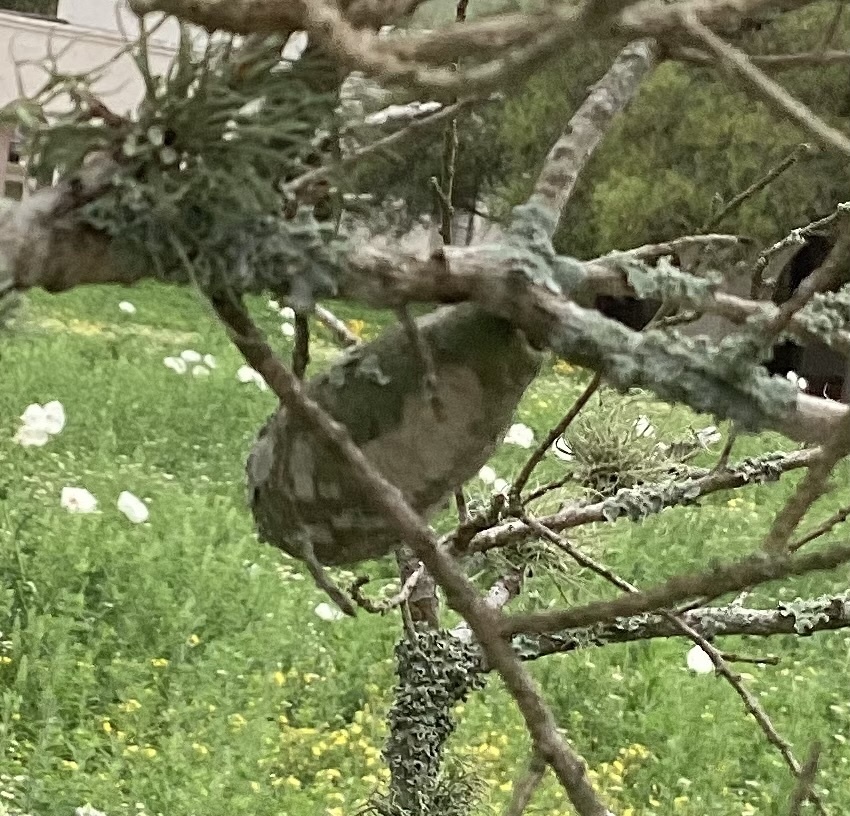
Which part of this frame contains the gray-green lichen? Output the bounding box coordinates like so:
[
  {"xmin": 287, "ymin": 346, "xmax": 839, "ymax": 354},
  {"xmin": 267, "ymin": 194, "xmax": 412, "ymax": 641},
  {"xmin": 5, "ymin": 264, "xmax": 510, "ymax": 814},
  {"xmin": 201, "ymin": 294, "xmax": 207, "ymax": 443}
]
[
  {"xmin": 548, "ymin": 315, "xmax": 798, "ymax": 432},
  {"xmin": 373, "ymin": 629, "xmax": 485, "ymax": 816},
  {"xmin": 599, "ymin": 451, "xmax": 797, "ymax": 524}
]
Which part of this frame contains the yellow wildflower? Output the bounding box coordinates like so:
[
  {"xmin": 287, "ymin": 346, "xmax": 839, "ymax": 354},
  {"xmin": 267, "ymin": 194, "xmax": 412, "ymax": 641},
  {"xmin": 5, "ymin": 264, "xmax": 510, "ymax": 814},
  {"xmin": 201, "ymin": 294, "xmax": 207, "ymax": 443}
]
[
  {"xmin": 102, "ymin": 720, "xmax": 113, "ymax": 733},
  {"xmin": 187, "ymin": 634, "xmax": 201, "ymax": 647},
  {"xmin": 229, "ymin": 713, "xmax": 247, "ymax": 729},
  {"xmin": 150, "ymin": 658, "xmax": 169, "ymax": 668},
  {"xmin": 192, "ymin": 743, "xmax": 209, "ymax": 756},
  {"xmin": 274, "ymin": 671, "xmax": 286, "ymax": 686},
  {"xmin": 346, "ymin": 319, "xmax": 366, "ymax": 339},
  {"xmin": 285, "ymin": 776, "xmax": 302, "ymax": 789},
  {"xmin": 61, "ymin": 760, "xmax": 79, "ymax": 771},
  {"xmin": 499, "ymin": 781, "xmax": 513, "ymax": 793},
  {"xmin": 142, "ymin": 747, "xmax": 157, "ymax": 758},
  {"xmin": 250, "ymin": 782, "xmax": 260, "ymax": 793},
  {"xmin": 119, "ymin": 699, "xmax": 142, "ymax": 713}
]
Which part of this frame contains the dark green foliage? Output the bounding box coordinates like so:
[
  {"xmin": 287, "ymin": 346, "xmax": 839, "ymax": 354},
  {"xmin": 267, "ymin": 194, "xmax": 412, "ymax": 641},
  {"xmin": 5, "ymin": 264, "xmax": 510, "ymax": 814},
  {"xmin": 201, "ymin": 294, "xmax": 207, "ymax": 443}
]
[{"xmin": 0, "ymin": 0, "xmax": 58, "ymax": 16}]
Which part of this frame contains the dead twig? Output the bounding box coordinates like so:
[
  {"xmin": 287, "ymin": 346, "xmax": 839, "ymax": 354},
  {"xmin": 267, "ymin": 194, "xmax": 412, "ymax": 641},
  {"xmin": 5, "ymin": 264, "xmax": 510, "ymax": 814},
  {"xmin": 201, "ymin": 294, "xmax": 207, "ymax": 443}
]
[
  {"xmin": 504, "ymin": 753, "xmax": 548, "ymax": 816},
  {"xmin": 523, "ymin": 516, "xmax": 827, "ymax": 813},
  {"xmin": 681, "ymin": 13, "xmax": 850, "ymax": 158},
  {"xmin": 315, "ymin": 304, "xmax": 360, "ymax": 347},
  {"xmin": 350, "ymin": 564, "xmax": 425, "ymax": 613},
  {"xmin": 512, "ymin": 373, "xmax": 602, "ymax": 500}
]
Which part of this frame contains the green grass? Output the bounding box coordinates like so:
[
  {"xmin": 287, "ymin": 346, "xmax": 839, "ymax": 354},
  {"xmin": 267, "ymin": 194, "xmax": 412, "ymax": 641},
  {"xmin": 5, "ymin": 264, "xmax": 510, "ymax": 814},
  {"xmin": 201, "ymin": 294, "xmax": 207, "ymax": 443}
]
[{"xmin": 2, "ymin": 284, "xmax": 850, "ymax": 816}]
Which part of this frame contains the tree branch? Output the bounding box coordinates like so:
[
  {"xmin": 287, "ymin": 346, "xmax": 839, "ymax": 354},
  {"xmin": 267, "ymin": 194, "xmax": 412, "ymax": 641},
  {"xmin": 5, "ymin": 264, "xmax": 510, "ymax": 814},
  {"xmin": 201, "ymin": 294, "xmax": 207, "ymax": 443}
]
[{"xmin": 515, "ymin": 593, "xmax": 850, "ymax": 659}]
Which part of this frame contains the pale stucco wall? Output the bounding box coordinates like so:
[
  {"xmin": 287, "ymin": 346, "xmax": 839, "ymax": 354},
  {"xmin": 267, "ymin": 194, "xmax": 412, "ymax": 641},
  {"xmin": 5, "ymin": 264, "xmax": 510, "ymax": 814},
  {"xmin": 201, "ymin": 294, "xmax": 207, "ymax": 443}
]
[{"xmin": 0, "ymin": 6, "xmax": 176, "ymax": 114}]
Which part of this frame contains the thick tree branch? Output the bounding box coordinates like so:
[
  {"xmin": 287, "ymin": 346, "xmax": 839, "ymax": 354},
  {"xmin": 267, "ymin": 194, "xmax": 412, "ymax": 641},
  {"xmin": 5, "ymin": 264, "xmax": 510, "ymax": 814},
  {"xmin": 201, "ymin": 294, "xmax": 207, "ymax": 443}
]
[
  {"xmin": 530, "ymin": 39, "xmax": 658, "ymax": 234},
  {"xmin": 516, "ymin": 593, "xmax": 850, "ymax": 659}
]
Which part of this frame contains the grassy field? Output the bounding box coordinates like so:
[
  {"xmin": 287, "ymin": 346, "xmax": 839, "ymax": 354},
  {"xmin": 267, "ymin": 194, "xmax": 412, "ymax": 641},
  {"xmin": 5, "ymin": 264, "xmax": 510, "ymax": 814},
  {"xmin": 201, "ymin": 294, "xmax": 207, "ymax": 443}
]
[{"xmin": 2, "ymin": 283, "xmax": 850, "ymax": 816}]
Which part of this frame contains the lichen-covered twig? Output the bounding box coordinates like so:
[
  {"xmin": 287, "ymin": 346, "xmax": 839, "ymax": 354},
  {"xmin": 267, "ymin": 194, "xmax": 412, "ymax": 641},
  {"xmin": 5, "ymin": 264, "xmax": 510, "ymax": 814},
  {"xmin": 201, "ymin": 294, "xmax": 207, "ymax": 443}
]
[
  {"xmin": 530, "ymin": 39, "xmax": 657, "ymax": 234},
  {"xmin": 469, "ymin": 448, "xmax": 817, "ymax": 553},
  {"xmin": 502, "ymin": 539, "xmax": 850, "ymax": 636},
  {"xmin": 516, "ymin": 592, "xmax": 850, "ymax": 658},
  {"xmin": 521, "ymin": 516, "xmax": 827, "ymax": 814}
]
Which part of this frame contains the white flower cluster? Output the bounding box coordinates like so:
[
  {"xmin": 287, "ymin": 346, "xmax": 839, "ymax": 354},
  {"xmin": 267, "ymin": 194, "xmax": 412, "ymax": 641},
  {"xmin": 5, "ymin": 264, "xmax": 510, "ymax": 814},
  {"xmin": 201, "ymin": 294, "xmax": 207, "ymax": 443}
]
[
  {"xmin": 268, "ymin": 299, "xmax": 297, "ymax": 338},
  {"xmin": 163, "ymin": 349, "xmax": 217, "ymax": 377}
]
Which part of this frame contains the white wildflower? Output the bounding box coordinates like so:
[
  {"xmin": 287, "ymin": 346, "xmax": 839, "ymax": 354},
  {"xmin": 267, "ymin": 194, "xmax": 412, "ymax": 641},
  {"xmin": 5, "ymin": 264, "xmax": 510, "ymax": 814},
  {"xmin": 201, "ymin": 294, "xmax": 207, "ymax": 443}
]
[
  {"xmin": 633, "ymin": 415, "xmax": 656, "ymax": 438},
  {"xmin": 280, "ymin": 306, "xmax": 295, "ymax": 320},
  {"xmin": 492, "ymin": 478, "xmax": 510, "ymax": 493},
  {"xmin": 180, "ymin": 349, "xmax": 203, "ymax": 363},
  {"xmin": 314, "ymin": 602, "xmax": 345, "ymax": 622},
  {"xmin": 60, "ymin": 487, "xmax": 98, "ymax": 514},
  {"xmin": 14, "ymin": 400, "xmax": 65, "ymax": 446},
  {"xmin": 163, "ymin": 356, "xmax": 188, "ymax": 375},
  {"xmin": 686, "ymin": 645, "xmax": 715, "ymax": 674},
  {"xmin": 696, "ymin": 426, "xmax": 722, "ymax": 447},
  {"xmin": 281, "ymin": 322, "xmax": 296, "ymax": 338},
  {"xmin": 237, "ymin": 366, "xmax": 268, "ymax": 391},
  {"xmin": 118, "ymin": 301, "xmax": 137, "ymax": 314},
  {"xmin": 477, "ymin": 465, "xmax": 497, "ymax": 485},
  {"xmin": 552, "ymin": 437, "xmax": 574, "ymax": 461},
  {"xmin": 191, "ymin": 365, "xmax": 211, "ymax": 377},
  {"xmin": 203, "ymin": 354, "xmax": 217, "ymax": 369},
  {"xmin": 504, "ymin": 423, "xmax": 535, "ymax": 449},
  {"xmin": 786, "ymin": 370, "xmax": 808, "ymax": 391},
  {"xmin": 117, "ymin": 491, "xmax": 149, "ymax": 524}
]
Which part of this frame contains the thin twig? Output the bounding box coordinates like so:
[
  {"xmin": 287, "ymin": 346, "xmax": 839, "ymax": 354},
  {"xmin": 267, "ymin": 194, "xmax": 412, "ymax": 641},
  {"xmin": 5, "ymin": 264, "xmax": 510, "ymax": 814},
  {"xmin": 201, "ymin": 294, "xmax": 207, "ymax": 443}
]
[
  {"xmin": 292, "ymin": 314, "xmax": 310, "ymax": 379},
  {"xmin": 512, "ymin": 373, "xmax": 602, "ymax": 499},
  {"xmin": 701, "ymin": 143, "xmax": 814, "ymax": 231},
  {"xmin": 285, "ymin": 100, "xmax": 473, "ymax": 196},
  {"xmin": 712, "ymin": 427, "xmax": 738, "ymax": 472},
  {"xmin": 788, "ymin": 743, "xmax": 822, "ymax": 816},
  {"xmin": 719, "ymin": 650, "xmax": 780, "ymax": 665},
  {"xmin": 682, "ymin": 13, "xmax": 850, "ymax": 158},
  {"xmin": 523, "ymin": 516, "xmax": 827, "ymax": 813},
  {"xmin": 350, "ymin": 565, "xmax": 425, "ymax": 613},
  {"xmin": 504, "ymin": 753, "xmax": 548, "ymax": 816},
  {"xmin": 762, "ymin": 408, "xmax": 850, "ymax": 554},
  {"xmin": 502, "ymin": 537, "xmax": 850, "ymax": 636},
  {"xmin": 300, "ymin": 539, "xmax": 357, "ymax": 617},
  {"xmin": 791, "ymin": 503, "xmax": 850, "ymax": 551},
  {"xmin": 397, "ymin": 305, "xmax": 444, "ymax": 420}
]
